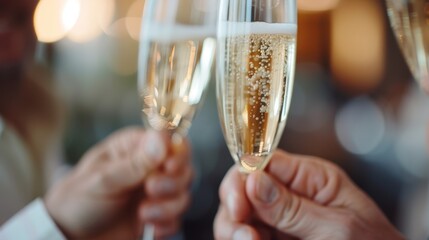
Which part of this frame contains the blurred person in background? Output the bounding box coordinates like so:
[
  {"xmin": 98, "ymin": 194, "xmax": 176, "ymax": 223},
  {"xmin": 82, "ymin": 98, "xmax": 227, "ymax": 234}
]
[{"xmin": 0, "ymin": 0, "xmax": 193, "ymax": 239}]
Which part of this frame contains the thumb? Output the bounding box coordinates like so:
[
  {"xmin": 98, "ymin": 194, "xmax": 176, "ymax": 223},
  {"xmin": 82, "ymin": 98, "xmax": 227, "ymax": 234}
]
[
  {"xmin": 246, "ymin": 171, "xmax": 338, "ymax": 239},
  {"xmin": 99, "ymin": 130, "xmax": 168, "ymax": 193}
]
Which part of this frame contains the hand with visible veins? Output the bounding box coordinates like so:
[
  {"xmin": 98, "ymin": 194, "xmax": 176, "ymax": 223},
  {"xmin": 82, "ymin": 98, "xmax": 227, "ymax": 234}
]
[{"xmin": 214, "ymin": 150, "xmax": 405, "ymax": 240}]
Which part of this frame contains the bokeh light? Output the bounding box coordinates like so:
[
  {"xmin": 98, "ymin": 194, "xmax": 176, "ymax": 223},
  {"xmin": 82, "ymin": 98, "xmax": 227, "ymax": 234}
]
[
  {"xmin": 62, "ymin": 0, "xmax": 81, "ymax": 30},
  {"xmin": 67, "ymin": 0, "xmax": 115, "ymax": 43},
  {"xmin": 335, "ymin": 97, "xmax": 386, "ymax": 155},
  {"xmin": 34, "ymin": 0, "xmax": 80, "ymax": 43},
  {"xmin": 330, "ymin": 0, "xmax": 385, "ymax": 93},
  {"xmin": 98, "ymin": 0, "xmax": 116, "ymax": 33},
  {"xmin": 126, "ymin": 0, "xmax": 145, "ymax": 40},
  {"xmin": 106, "ymin": 18, "xmax": 130, "ymax": 39}
]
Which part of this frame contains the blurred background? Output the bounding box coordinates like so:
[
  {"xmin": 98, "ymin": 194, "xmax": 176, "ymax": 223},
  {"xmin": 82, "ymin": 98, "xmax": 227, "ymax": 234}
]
[{"xmin": 31, "ymin": 0, "xmax": 429, "ymax": 239}]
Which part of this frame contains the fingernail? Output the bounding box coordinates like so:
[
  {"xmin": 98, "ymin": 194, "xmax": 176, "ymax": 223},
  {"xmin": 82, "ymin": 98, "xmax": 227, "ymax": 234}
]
[
  {"xmin": 233, "ymin": 227, "xmax": 252, "ymax": 240},
  {"xmin": 142, "ymin": 207, "xmax": 162, "ymax": 220},
  {"xmin": 255, "ymin": 172, "xmax": 279, "ymax": 204},
  {"xmin": 143, "ymin": 131, "xmax": 166, "ymax": 162}
]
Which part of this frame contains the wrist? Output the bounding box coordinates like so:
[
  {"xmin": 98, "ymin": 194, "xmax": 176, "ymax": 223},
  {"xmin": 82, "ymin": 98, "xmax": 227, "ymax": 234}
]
[{"xmin": 44, "ymin": 194, "xmax": 75, "ymax": 240}]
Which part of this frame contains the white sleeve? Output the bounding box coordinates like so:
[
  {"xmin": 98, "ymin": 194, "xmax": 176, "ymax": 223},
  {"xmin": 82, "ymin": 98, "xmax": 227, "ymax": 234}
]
[{"xmin": 0, "ymin": 199, "xmax": 65, "ymax": 240}]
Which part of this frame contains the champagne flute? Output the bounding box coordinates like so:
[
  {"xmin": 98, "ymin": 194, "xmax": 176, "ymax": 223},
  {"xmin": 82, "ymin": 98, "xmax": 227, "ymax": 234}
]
[
  {"xmin": 386, "ymin": 0, "xmax": 429, "ymax": 90},
  {"xmin": 138, "ymin": 0, "xmax": 217, "ymax": 238},
  {"xmin": 216, "ymin": 0, "xmax": 297, "ymax": 173}
]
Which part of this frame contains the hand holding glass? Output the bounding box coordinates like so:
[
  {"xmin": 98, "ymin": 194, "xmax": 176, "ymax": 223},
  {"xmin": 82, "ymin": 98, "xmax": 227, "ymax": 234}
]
[
  {"xmin": 138, "ymin": 0, "xmax": 217, "ymax": 238},
  {"xmin": 217, "ymin": 0, "xmax": 297, "ymax": 173}
]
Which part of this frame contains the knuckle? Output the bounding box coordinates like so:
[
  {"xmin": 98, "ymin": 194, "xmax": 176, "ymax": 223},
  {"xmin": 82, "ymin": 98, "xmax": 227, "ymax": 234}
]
[
  {"xmin": 213, "ymin": 207, "xmax": 227, "ymax": 240},
  {"xmin": 132, "ymin": 155, "xmax": 150, "ymax": 177},
  {"xmin": 333, "ymin": 210, "xmax": 364, "ymax": 238},
  {"xmin": 276, "ymin": 195, "xmax": 302, "ymax": 230},
  {"xmin": 218, "ymin": 166, "xmax": 242, "ymax": 204},
  {"xmin": 145, "ymin": 177, "xmax": 158, "ymax": 194},
  {"xmin": 213, "ymin": 225, "xmax": 222, "ymax": 239},
  {"xmin": 316, "ymin": 161, "xmax": 348, "ymax": 187},
  {"xmin": 323, "ymin": 161, "xmax": 346, "ymax": 179},
  {"xmin": 219, "ymin": 174, "xmax": 231, "ymax": 201},
  {"xmin": 130, "ymin": 161, "xmax": 144, "ymax": 181},
  {"xmin": 92, "ymin": 169, "xmax": 112, "ymax": 191}
]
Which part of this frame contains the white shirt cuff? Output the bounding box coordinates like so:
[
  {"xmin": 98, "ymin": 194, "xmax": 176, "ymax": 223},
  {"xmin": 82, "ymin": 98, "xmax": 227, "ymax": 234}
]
[{"xmin": 0, "ymin": 199, "xmax": 65, "ymax": 240}]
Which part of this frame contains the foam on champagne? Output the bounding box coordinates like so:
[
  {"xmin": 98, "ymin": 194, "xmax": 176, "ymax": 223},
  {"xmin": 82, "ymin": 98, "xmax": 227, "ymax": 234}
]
[
  {"xmin": 143, "ymin": 24, "xmax": 216, "ymax": 42},
  {"xmin": 220, "ymin": 21, "xmax": 297, "ymax": 37}
]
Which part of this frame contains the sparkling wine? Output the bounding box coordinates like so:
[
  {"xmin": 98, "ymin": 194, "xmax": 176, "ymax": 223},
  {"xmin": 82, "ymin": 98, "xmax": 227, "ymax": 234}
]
[
  {"xmin": 386, "ymin": 0, "xmax": 429, "ymax": 87},
  {"xmin": 217, "ymin": 22, "xmax": 297, "ymax": 172},
  {"xmin": 139, "ymin": 26, "xmax": 216, "ymax": 137}
]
